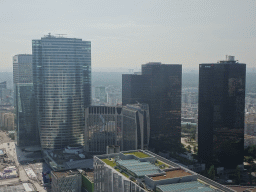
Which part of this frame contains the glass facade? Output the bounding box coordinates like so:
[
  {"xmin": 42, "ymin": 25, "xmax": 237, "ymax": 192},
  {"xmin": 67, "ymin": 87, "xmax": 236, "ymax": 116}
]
[
  {"xmin": 85, "ymin": 104, "xmax": 150, "ymax": 153},
  {"xmin": 198, "ymin": 62, "xmax": 246, "ymax": 168},
  {"xmin": 13, "ymin": 54, "xmax": 40, "ymax": 147},
  {"xmin": 13, "ymin": 54, "xmax": 33, "ymax": 84},
  {"xmin": 122, "ymin": 63, "xmax": 182, "ymax": 152},
  {"xmin": 15, "ymin": 84, "xmax": 40, "ymax": 146},
  {"xmin": 32, "ymin": 35, "xmax": 91, "ymax": 149}
]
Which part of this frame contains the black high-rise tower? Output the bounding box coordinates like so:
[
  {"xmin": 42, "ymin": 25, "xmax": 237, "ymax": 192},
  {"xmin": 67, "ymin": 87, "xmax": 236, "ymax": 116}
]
[
  {"xmin": 198, "ymin": 56, "xmax": 245, "ymax": 168},
  {"xmin": 122, "ymin": 62, "xmax": 182, "ymax": 152}
]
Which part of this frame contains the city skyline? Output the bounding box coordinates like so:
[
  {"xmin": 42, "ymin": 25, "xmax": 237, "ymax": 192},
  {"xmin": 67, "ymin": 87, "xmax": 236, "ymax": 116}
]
[{"xmin": 0, "ymin": 0, "xmax": 256, "ymax": 72}]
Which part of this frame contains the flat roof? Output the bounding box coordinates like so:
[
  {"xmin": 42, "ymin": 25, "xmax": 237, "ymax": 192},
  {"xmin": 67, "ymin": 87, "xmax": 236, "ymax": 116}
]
[
  {"xmin": 156, "ymin": 181, "xmax": 215, "ymax": 192},
  {"xmin": 83, "ymin": 170, "xmax": 94, "ymax": 182},
  {"xmin": 117, "ymin": 159, "xmax": 161, "ymax": 177},
  {"xmin": 150, "ymin": 169, "xmax": 192, "ymax": 180},
  {"xmin": 52, "ymin": 170, "xmax": 80, "ymax": 178},
  {"xmin": 0, "ymin": 149, "xmax": 4, "ymax": 155}
]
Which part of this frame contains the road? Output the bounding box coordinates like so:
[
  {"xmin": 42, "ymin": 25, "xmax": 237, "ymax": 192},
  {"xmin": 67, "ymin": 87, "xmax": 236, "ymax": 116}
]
[
  {"xmin": 0, "ymin": 132, "xmax": 46, "ymax": 191},
  {"xmin": 181, "ymin": 137, "xmax": 196, "ymax": 153}
]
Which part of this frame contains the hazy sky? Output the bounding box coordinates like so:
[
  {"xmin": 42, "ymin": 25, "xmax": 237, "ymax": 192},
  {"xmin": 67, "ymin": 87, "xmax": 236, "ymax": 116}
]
[{"xmin": 0, "ymin": 0, "xmax": 255, "ymax": 72}]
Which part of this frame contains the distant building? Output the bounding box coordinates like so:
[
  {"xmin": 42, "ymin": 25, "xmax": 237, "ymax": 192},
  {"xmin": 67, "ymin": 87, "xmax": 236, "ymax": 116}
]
[
  {"xmin": 244, "ymin": 134, "xmax": 256, "ymax": 148},
  {"xmin": 198, "ymin": 56, "xmax": 245, "ymax": 168},
  {"xmin": 85, "ymin": 104, "xmax": 150, "ymax": 153},
  {"xmin": 0, "ymin": 82, "xmax": 7, "ymax": 104},
  {"xmin": 0, "ymin": 81, "xmax": 12, "ymax": 105},
  {"xmin": 106, "ymin": 86, "xmax": 122, "ymax": 105},
  {"xmin": 51, "ymin": 170, "xmax": 81, "ymax": 192},
  {"xmin": 2, "ymin": 112, "xmax": 14, "ymax": 130},
  {"xmin": 13, "ymin": 54, "xmax": 39, "ymax": 147},
  {"xmin": 13, "ymin": 55, "xmax": 33, "ymax": 84},
  {"xmin": 245, "ymin": 113, "xmax": 256, "ymax": 136},
  {"xmin": 95, "ymin": 86, "xmax": 107, "ymax": 104},
  {"xmin": 32, "ymin": 34, "xmax": 91, "ymax": 149},
  {"xmin": 122, "ymin": 63, "xmax": 182, "ymax": 152}
]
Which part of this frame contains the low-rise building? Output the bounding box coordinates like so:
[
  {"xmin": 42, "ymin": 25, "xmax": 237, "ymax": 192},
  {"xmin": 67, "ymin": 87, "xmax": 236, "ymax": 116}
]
[
  {"xmin": 51, "ymin": 169, "xmax": 81, "ymax": 192},
  {"xmin": 94, "ymin": 150, "xmax": 235, "ymax": 192},
  {"xmin": 81, "ymin": 170, "xmax": 94, "ymax": 192}
]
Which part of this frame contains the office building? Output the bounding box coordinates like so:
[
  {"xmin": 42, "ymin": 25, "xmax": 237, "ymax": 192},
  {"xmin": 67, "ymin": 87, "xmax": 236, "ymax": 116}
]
[
  {"xmin": 85, "ymin": 103, "xmax": 150, "ymax": 153},
  {"xmin": 0, "ymin": 81, "xmax": 12, "ymax": 105},
  {"xmin": 32, "ymin": 34, "xmax": 91, "ymax": 149},
  {"xmin": 51, "ymin": 170, "xmax": 82, "ymax": 192},
  {"xmin": 95, "ymin": 86, "xmax": 107, "ymax": 104},
  {"xmin": 94, "ymin": 150, "xmax": 235, "ymax": 192},
  {"xmin": 13, "ymin": 54, "xmax": 39, "ymax": 146},
  {"xmin": 122, "ymin": 63, "xmax": 182, "ymax": 152},
  {"xmin": 0, "ymin": 82, "xmax": 7, "ymax": 103},
  {"xmin": 198, "ymin": 56, "xmax": 245, "ymax": 168}
]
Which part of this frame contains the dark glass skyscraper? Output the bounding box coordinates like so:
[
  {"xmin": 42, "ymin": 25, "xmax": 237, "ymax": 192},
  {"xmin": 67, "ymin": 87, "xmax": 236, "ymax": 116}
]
[
  {"xmin": 122, "ymin": 62, "xmax": 182, "ymax": 152},
  {"xmin": 32, "ymin": 34, "xmax": 91, "ymax": 149},
  {"xmin": 198, "ymin": 56, "xmax": 245, "ymax": 168},
  {"xmin": 13, "ymin": 54, "xmax": 39, "ymax": 146}
]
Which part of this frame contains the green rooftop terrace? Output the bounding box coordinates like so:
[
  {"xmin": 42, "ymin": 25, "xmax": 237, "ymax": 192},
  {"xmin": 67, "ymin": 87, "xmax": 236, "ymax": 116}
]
[
  {"xmin": 102, "ymin": 159, "xmax": 116, "ymax": 167},
  {"xmin": 101, "ymin": 159, "xmax": 129, "ymax": 178},
  {"xmin": 123, "ymin": 151, "xmax": 150, "ymax": 158},
  {"xmin": 155, "ymin": 160, "xmax": 169, "ymax": 169}
]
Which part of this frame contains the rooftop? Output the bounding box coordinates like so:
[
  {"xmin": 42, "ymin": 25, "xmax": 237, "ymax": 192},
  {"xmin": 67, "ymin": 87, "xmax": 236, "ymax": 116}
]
[
  {"xmin": 123, "ymin": 151, "xmax": 150, "ymax": 158},
  {"xmin": 156, "ymin": 181, "xmax": 215, "ymax": 192},
  {"xmin": 117, "ymin": 159, "xmax": 162, "ymax": 177},
  {"xmin": 82, "ymin": 170, "xmax": 94, "ymax": 182},
  {"xmin": 95, "ymin": 150, "xmax": 235, "ymax": 192},
  {"xmin": 52, "ymin": 169, "xmax": 80, "ymax": 178},
  {"xmin": 150, "ymin": 169, "xmax": 192, "ymax": 181}
]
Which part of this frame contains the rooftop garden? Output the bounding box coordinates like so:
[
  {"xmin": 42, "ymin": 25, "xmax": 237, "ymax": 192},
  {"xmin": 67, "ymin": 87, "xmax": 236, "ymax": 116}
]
[
  {"xmin": 155, "ymin": 160, "xmax": 169, "ymax": 169},
  {"xmin": 102, "ymin": 159, "xmax": 130, "ymax": 178},
  {"xmin": 102, "ymin": 159, "xmax": 116, "ymax": 167},
  {"xmin": 124, "ymin": 151, "xmax": 150, "ymax": 158}
]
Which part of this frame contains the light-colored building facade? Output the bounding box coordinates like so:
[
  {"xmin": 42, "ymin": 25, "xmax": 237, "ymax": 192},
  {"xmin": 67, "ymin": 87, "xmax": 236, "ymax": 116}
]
[
  {"xmin": 85, "ymin": 104, "xmax": 150, "ymax": 153},
  {"xmin": 245, "ymin": 113, "xmax": 256, "ymax": 136},
  {"xmin": 51, "ymin": 170, "xmax": 81, "ymax": 192}
]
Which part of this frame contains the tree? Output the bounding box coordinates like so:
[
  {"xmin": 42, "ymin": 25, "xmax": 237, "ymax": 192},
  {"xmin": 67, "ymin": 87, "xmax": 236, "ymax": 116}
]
[
  {"xmin": 193, "ymin": 146, "xmax": 198, "ymax": 154},
  {"xmin": 249, "ymin": 166, "xmax": 252, "ymax": 185},
  {"xmin": 187, "ymin": 145, "xmax": 192, "ymax": 153},
  {"xmin": 248, "ymin": 145, "xmax": 256, "ymax": 158},
  {"xmin": 208, "ymin": 165, "xmax": 215, "ymax": 180},
  {"xmin": 247, "ymin": 156, "xmax": 254, "ymax": 164},
  {"xmin": 234, "ymin": 166, "xmax": 241, "ymax": 185}
]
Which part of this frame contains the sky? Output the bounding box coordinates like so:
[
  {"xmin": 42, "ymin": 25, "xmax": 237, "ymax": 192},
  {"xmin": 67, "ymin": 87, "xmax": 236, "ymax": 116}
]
[{"xmin": 0, "ymin": 0, "xmax": 255, "ymax": 72}]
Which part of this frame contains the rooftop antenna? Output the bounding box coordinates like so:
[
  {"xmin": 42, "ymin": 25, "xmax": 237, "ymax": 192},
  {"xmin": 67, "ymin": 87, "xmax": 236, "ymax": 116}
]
[
  {"xmin": 44, "ymin": 33, "xmax": 52, "ymax": 37},
  {"xmin": 225, "ymin": 55, "xmax": 228, "ymax": 61},
  {"xmin": 56, "ymin": 34, "xmax": 67, "ymax": 38}
]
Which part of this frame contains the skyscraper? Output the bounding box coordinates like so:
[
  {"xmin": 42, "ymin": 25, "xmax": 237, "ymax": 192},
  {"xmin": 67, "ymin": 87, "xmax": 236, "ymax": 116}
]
[
  {"xmin": 32, "ymin": 34, "xmax": 91, "ymax": 149},
  {"xmin": 122, "ymin": 62, "xmax": 182, "ymax": 152},
  {"xmin": 13, "ymin": 54, "xmax": 39, "ymax": 146},
  {"xmin": 198, "ymin": 56, "xmax": 245, "ymax": 168}
]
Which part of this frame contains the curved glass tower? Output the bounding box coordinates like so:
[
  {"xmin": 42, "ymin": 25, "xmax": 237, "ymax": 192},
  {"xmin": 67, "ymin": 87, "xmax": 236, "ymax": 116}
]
[{"xmin": 32, "ymin": 34, "xmax": 91, "ymax": 149}]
